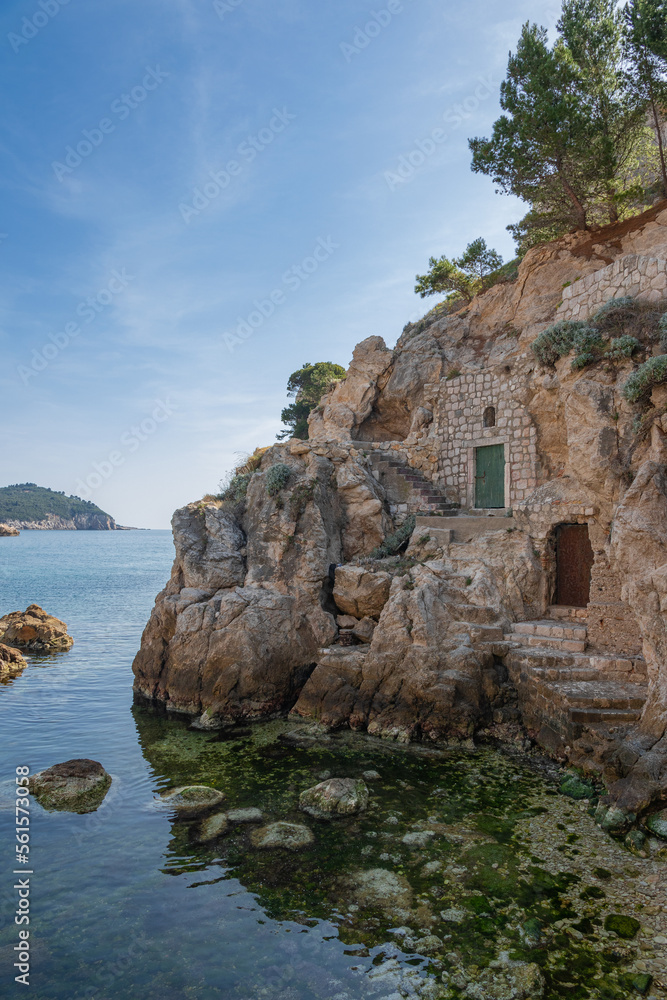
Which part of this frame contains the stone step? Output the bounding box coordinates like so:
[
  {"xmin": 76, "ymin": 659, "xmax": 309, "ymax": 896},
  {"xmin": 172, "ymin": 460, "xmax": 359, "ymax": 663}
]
[
  {"xmin": 507, "ymin": 635, "xmax": 587, "ymax": 653},
  {"xmin": 452, "ymin": 623, "xmax": 506, "ymax": 642},
  {"xmin": 511, "ymin": 620, "xmax": 588, "ymax": 641},
  {"xmin": 558, "ymin": 680, "xmax": 647, "ymax": 710},
  {"xmin": 450, "ymin": 605, "xmax": 499, "ymax": 625},
  {"xmin": 569, "ymin": 707, "xmax": 643, "ymax": 726}
]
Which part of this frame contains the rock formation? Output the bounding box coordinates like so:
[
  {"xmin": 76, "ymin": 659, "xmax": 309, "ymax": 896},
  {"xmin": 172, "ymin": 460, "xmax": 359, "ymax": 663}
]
[
  {"xmin": 135, "ymin": 202, "xmax": 667, "ymax": 821},
  {"xmin": 0, "ymin": 643, "xmax": 27, "ymax": 681},
  {"xmin": 0, "ymin": 523, "xmax": 19, "ymax": 536},
  {"xmin": 0, "ymin": 605, "xmax": 74, "ymax": 652},
  {"xmin": 29, "ymin": 759, "xmax": 112, "ymax": 813}
]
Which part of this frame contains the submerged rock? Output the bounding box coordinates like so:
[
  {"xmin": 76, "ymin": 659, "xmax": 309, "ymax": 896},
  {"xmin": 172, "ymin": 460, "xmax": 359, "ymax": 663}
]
[
  {"xmin": 346, "ymin": 867, "xmax": 413, "ymax": 914},
  {"xmin": 250, "ymin": 822, "xmax": 314, "ymax": 850},
  {"xmin": 645, "ymin": 808, "xmax": 667, "ymax": 840},
  {"xmin": 227, "ymin": 807, "xmax": 263, "ymax": 824},
  {"xmin": 604, "ymin": 913, "xmax": 641, "ymax": 939},
  {"xmin": 198, "ymin": 812, "xmax": 229, "ymax": 842},
  {"xmin": 160, "ymin": 785, "xmax": 225, "ymax": 817},
  {"xmin": 0, "ymin": 643, "xmax": 27, "ymax": 681},
  {"xmin": 0, "ymin": 605, "xmax": 73, "ymax": 652},
  {"xmin": 29, "ymin": 759, "xmax": 111, "ymax": 813},
  {"xmin": 299, "ymin": 777, "xmax": 369, "ymax": 819},
  {"xmin": 402, "ymin": 830, "xmax": 436, "ymax": 848}
]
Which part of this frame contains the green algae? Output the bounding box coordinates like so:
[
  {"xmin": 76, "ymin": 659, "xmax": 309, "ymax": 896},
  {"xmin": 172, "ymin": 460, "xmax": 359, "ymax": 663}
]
[
  {"xmin": 604, "ymin": 914, "xmax": 641, "ymax": 939},
  {"xmin": 132, "ymin": 708, "xmax": 659, "ymax": 999}
]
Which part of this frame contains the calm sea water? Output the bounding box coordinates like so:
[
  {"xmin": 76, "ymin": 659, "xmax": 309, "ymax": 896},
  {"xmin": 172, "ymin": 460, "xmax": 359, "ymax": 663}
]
[{"xmin": 0, "ymin": 532, "xmax": 650, "ymax": 1000}]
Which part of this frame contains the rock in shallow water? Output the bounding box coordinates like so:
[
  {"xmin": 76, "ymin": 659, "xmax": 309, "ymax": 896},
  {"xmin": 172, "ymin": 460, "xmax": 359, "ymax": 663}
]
[
  {"xmin": 160, "ymin": 785, "xmax": 225, "ymax": 816},
  {"xmin": 198, "ymin": 812, "xmax": 229, "ymax": 842},
  {"xmin": 0, "ymin": 643, "xmax": 27, "ymax": 681},
  {"xmin": 645, "ymin": 808, "xmax": 667, "ymax": 840},
  {"xmin": 250, "ymin": 822, "xmax": 314, "ymax": 850},
  {"xmin": 299, "ymin": 777, "xmax": 369, "ymax": 819},
  {"xmin": 0, "ymin": 604, "xmax": 73, "ymax": 652},
  {"xmin": 29, "ymin": 759, "xmax": 111, "ymax": 813},
  {"xmin": 227, "ymin": 807, "xmax": 263, "ymax": 824}
]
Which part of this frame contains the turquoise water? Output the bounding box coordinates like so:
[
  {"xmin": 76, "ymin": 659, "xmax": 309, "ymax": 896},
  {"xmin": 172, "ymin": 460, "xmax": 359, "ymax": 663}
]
[{"xmin": 0, "ymin": 532, "xmax": 658, "ymax": 999}]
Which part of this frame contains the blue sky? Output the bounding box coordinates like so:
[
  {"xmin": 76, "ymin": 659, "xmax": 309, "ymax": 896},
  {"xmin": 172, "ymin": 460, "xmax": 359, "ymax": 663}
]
[{"xmin": 1, "ymin": 0, "xmax": 560, "ymax": 529}]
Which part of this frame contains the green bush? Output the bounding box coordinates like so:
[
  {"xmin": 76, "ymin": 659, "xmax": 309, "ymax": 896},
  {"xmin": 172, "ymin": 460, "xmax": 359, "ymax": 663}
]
[
  {"xmin": 607, "ymin": 335, "xmax": 640, "ymax": 361},
  {"xmin": 570, "ymin": 327, "xmax": 607, "ymax": 369},
  {"xmin": 659, "ymin": 313, "xmax": 667, "ymax": 353},
  {"xmin": 590, "ymin": 297, "xmax": 636, "ymax": 323},
  {"xmin": 220, "ymin": 473, "xmax": 251, "ymax": 504},
  {"xmin": 532, "ymin": 321, "xmax": 598, "ymax": 367},
  {"xmin": 265, "ymin": 463, "xmax": 292, "ymax": 497},
  {"xmin": 622, "ymin": 355, "xmax": 667, "ymax": 403},
  {"xmin": 371, "ymin": 515, "xmax": 416, "ymax": 559}
]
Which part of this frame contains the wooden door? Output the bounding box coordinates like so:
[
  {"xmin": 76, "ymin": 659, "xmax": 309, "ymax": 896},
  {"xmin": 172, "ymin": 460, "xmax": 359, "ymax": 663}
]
[
  {"xmin": 475, "ymin": 444, "xmax": 505, "ymax": 508},
  {"xmin": 555, "ymin": 524, "xmax": 594, "ymax": 607}
]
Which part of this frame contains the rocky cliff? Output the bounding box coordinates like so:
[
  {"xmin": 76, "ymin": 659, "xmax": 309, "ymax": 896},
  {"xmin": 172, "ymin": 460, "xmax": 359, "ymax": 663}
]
[
  {"xmin": 134, "ymin": 202, "xmax": 667, "ymax": 821},
  {"xmin": 0, "ymin": 484, "xmax": 116, "ymax": 530}
]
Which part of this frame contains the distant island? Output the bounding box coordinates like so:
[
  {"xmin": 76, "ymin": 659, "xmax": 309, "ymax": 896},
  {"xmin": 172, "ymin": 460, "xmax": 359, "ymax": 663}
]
[{"xmin": 0, "ymin": 484, "xmax": 117, "ymax": 530}]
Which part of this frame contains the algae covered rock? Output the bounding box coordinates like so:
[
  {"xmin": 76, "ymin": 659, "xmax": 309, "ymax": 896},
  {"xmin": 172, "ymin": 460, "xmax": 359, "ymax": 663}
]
[
  {"xmin": 29, "ymin": 759, "xmax": 111, "ymax": 814},
  {"xmin": 0, "ymin": 643, "xmax": 27, "ymax": 681},
  {"xmin": 299, "ymin": 777, "xmax": 369, "ymax": 819},
  {"xmin": 645, "ymin": 808, "xmax": 667, "ymax": 840},
  {"xmin": 346, "ymin": 868, "xmax": 413, "ymax": 915},
  {"xmin": 604, "ymin": 913, "xmax": 641, "ymax": 938},
  {"xmin": 227, "ymin": 807, "xmax": 263, "ymax": 824},
  {"xmin": 160, "ymin": 785, "xmax": 225, "ymax": 817},
  {"xmin": 250, "ymin": 822, "xmax": 314, "ymax": 850},
  {"xmin": 0, "ymin": 605, "xmax": 73, "ymax": 652},
  {"xmin": 199, "ymin": 812, "xmax": 229, "ymax": 842},
  {"xmin": 560, "ymin": 773, "xmax": 595, "ymax": 800}
]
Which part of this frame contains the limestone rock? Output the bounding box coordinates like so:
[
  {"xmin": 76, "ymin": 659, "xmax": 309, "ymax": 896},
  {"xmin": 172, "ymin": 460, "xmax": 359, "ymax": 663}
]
[
  {"xmin": 0, "ymin": 643, "xmax": 27, "ymax": 681},
  {"xmin": 172, "ymin": 503, "xmax": 245, "ymax": 591},
  {"xmin": 352, "ymin": 617, "xmax": 377, "ymax": 644},
  {"xmin": 308, "ymin": 336, "xmax": 394, "ymax": 442},
  {"xmin": 345, "ymin": 868, "xmax": 413, "ymax": 915},
  {"xmin": 0, "ymin": 523, "xmax": 19, "ymax": 536},
  {"xmin": 250, "ymin": 822, "xmax": 314, "ymax": 850},
  {"xmin": 227, "ymin": 807, "xmax": 263, "ymax": 824},
  {"xmin": 299, "ymin": 777, "xmax": 369, "ymax": 819},
  {"xmin": 160, "ymin": 785, "xmax": 225, "ymax": 816},
  {"xmin": 199, "ymin": 812, "xmax": 229, "ymax": 842},
  {"xmin": 0, "ymin": 605, "xmax": 73, "ymax": 652},
  {"xmin": 336, "ymin": 614, "xmax": 358, "ymax": 629},
  {"xmin": 29, "ymin": 759, "xmax": 111, "ymax": 813},
  {"xmin": 333, "ymin": 565, "xmax": 391, "ymax": 619}
]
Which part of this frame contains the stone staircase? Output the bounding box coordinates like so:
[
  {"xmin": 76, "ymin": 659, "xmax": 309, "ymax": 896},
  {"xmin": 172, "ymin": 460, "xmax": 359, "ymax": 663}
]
[
  {"xmin": 503, "ymin": 614, "xmax": 648, "ymax": 739},
  {"xmin": 370, "ymin": 453, "xmax": 458, "ymax": 514}
]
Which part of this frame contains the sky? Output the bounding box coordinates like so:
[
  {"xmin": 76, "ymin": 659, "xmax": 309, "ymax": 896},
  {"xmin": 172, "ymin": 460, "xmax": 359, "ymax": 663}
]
[{"xmin": 1, "ymin": 0, "xmax": 562, "ymax": 529}]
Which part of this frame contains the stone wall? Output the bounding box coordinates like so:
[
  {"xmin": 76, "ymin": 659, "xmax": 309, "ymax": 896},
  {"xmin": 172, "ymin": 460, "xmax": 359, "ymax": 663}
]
[{"xmin": 557, "ymin": 253, "xmax": 667, "ymax": 322}]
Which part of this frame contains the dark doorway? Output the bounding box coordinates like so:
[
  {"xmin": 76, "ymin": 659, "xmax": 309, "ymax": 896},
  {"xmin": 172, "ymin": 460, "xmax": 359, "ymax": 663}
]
[
  {"xmin": 483, "ymin": 406, "xmax": 496, "ymax": 428},
  {"xmin": 555, "ymin": 524, "xmax": 594, "ymax": 607}
]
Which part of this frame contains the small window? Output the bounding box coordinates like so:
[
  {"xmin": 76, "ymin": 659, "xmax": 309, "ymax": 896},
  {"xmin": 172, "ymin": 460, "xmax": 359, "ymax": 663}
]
[{"xmin": 483, "ymin": 406, "xmax": 496, "ymax": 428}]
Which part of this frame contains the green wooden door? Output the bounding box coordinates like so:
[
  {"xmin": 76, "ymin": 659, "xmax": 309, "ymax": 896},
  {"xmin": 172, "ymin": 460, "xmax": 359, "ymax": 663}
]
[{"xmin": 475, "ymin": 444, "xmax": 505, "ymax": 508}]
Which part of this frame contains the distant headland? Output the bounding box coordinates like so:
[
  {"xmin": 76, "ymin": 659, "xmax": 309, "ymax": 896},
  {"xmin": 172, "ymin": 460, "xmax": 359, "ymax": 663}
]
[{"xmin": 0, "ymin": 484, "xmax": 119, "ymax": 530}]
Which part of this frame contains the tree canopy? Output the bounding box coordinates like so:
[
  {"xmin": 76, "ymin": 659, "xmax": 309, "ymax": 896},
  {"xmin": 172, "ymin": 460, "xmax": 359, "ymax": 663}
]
[
  {"xmin": 415, "ymin": 239, "xmax": 504, "ymax": 304},
  {"xmin": 277, "ymin": 362, "xmax": 346, "ymax": 440},
  {"xmin": 470, "ymin": 1, "xmax": 667, "ymax": 254}
]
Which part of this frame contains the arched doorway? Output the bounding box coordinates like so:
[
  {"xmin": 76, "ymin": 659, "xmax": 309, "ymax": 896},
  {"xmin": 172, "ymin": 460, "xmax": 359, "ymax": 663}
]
[{"xmin": 555, "ymin": 524, "xmax": 594, "ymax": 607}]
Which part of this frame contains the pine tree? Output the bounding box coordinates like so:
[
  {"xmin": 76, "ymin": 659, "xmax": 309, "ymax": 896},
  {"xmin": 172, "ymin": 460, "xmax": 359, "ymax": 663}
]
[
  {"xmin": 624, "ymin": 0, "xmax": 667, "ymax": 198},
  {"xmin": 277, "ymin": 362, "xmax": 346, "ymax": 440}
]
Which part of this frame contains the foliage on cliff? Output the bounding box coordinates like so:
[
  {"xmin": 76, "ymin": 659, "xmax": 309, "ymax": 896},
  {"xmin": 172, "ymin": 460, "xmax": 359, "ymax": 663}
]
[
  {"xmin": 470, "ymin": 0, "xmax": 667, "ymax": 253},
  {"xmin": 277, "ymin": 362, "xmax": 346, "ymax": 440},
  {"xmin": 0, "ymin": 484, "xmax": 113, "ymax": 524},
  {"xmin": 414, "ymin": 239, "xmax": 504, "ymax": 305}
]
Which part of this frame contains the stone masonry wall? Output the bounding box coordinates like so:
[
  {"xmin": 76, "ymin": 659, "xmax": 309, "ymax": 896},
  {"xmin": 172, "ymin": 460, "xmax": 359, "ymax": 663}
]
[{"xmin": 557, "ymin": 253, "xmax": 667, "ymax": 322}]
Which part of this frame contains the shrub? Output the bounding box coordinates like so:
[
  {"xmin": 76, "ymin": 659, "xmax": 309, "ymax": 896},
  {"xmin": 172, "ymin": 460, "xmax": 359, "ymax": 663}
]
[
  {"xmin": 532, "ymin": 320, "xmax": 597, "ymax": 367},
  {"xmin": 570, "ymin": 327, "xmax": 606, "ymax": 369},
  {"xmin": 370, "ymin": 515, "xmax": 416, "ymax": 559},
  {"xmin": 607, "ymin": 335, "xmax": 640, "ymax": 361},
  {"xmin": 218, "ymin": 473, "xmax": 251, "ymax": 505},
  {"xmin": 265, "ymin": 463, "xmax": 291, "ymax": 497},
  {"xmin": 590, "ymin": 296, "xmax": 636, "ymax": 323},
  {"xmin": 660, "ymin": 313, "xmax": 667, "ymax": 353},
  {"xmin": 622, "ymin": 355, "xmax": 667, "ymax": 403},
  {"xmin": 289, "ymin": 479, "xmax": 317, "ymax": 520}
]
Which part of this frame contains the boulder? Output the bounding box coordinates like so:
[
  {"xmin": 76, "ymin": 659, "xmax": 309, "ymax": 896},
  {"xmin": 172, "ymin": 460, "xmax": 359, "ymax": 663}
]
[
  {"xmin": 0, "ymin": 605, "xmax": 73, "ymax": 652},
  {"xmin": 299, "ymin": 777, "xmax": 369, "ymax": 819},
  {"xmin": 250, "ymin": 822, "xmax": 314, "ymax": 850},
  {"xmin": 160, "ymin": 786, "xmax": 225, "ymax": 817},
  {"xmin": 29, "ymin": 759, "xmax": 111, "ymax": 813},
  {"xmin": 0, "ymin": 643, "xmax": 27, "ymax": 681},
  {"xmin": 351, "ymin": 617, "xmax": 376, "ymax": 644},
  {"xmin": 336, "ymin": 614, "xmax": 359, "ymax": 629},
  {"xmin": 0, "ymin": 523, "xmax": 19, "ymax": 536},
  {"xmin": 198, "ymin": 812, "xmax": 229, "ymax": 842},
  {"xmin": 333, "ymin": 566, "xmax": 391, "ymax": 620},
  {"xmin": 646, "ymin": 808, "xmax": 667, "ymax": 840},
  {"xmin": 345, "ymin": 868, "xmax": 413, "ymax": 916},
  {"xmin": 227, "ymin": 807, "xmax": 263, "ymax": 824}
]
